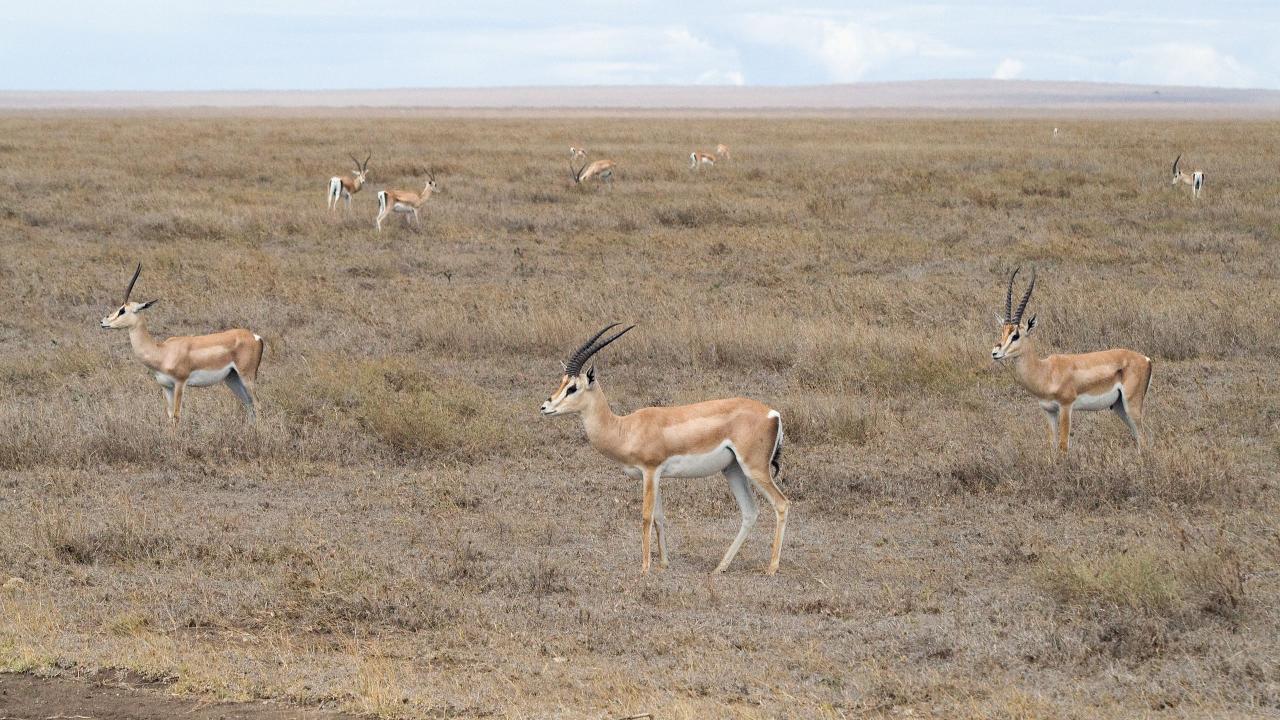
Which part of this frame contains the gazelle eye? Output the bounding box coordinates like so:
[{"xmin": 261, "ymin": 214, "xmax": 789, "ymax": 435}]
[
  {"xmin": 1011, "ymin": 332, "xmax": 1019, "ymax": 340},
  {"xmin": 564, "ymin": 385, "xmax": 577, "ymax": 396},
  {"xmin": 118, "ymin": 308, "xmax": 125, "ymax": 316}
]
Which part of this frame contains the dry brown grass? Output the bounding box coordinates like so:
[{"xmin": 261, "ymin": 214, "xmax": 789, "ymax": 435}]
[{"xmin": 0, "ymin": 114, "xmax": 1278, "ymax": 718}]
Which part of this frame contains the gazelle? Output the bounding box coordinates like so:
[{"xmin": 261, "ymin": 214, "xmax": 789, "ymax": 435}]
[
  {"xmin": 540, "ymin": 325, "xmax": 789, "ymax": 575},
  {"xmin": 99, "ymin": 264, "xmax": 264, "ymax": 425},
  {"xmin": 991, "ymin": 269, "xmax": 1153, "ymax": 453},
  {"xmin": 715, "ymin": 143, "xmax": 731, "ymax": 161},
  {"xmin": 376, "ymin": 171, "xmax": 438, "ymax": 231},
  {"xmin": 327, "ymin": 152, "xmax": 370, "ymax": 211},
  {"xmin": 1171, "ymin": 155, "xmax": 1205, "ymax": 199},
  {"xmin": 689, "ymin": 151, "xmax": 716, "ymax": 170},
  {"xmin": 569, "ymin": 147, "xmax": 587, "ymax": 161},
  {"xmin": 570, "ymin": 158, "xmax": 616, "ymax": 186}
]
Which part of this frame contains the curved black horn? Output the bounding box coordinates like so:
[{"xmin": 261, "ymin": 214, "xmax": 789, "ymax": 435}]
[
  {"xmin": 564, "ymin": 324, "xmax": 617, "ymax": 375},
  {"xmin": 1012, "ymin": 269, "xmax": 1036, "ymax": 325},
  {"xmin": 564, "ymin": 323, "xmax": 634, "ymax": 376},
  {"xmin": 122, "ymin": 262, "xmax": 142, "ymax": 304},
  {"xmin": 362, "ymin": 151, "xmax": 371, "ymax": 171},
  {"xmin": 349, "ymin": 153, "xmax": 360, "ymax": 169},
  {"xmin": 1004, "ymin": 267, "xmax": 1020, "ymax": 323},
  {"xmin": 1172, "ymin": 154, "xmax": 1181, "ymax": 176}
]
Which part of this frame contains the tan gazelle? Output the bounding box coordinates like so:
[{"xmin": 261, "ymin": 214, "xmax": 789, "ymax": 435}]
[
  {"xmin": 570, "ymin": 158, "xmax": 616, "ymax": 186},
  {"xmin": 376, "ymin": 170, "xmax": 439, "ymax": 231},
  {"xmin": 100, "ymin": 264, "xmax": 265, "ymax": 425},
  {"xmin": 1171, "ymin": 154, "xmax": 1205, "ymax": 199},
  {"xmin": 715, "ymin": 143, "xmax": 731, "ymax": 161},
  {"xmin": 540, "ymin": 325, "xmax": 789, "ymax": 575},
  {"xmin": 328, "ymin": 152, "xmax": 370, "ymax": 211},
  {"xmin": 991, "ymin": 269, "xmax": 1153, "ymax": 453},
  {"xmin": 689, "ymin": 151, "xmax": 716, "ymax": 170},
  {"xmin": 569, "ymin": 146, "xmax": 588, "ymax": 161}
]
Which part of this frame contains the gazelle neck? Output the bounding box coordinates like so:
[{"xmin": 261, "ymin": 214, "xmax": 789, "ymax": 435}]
[
  {"xmin": 127, "ymin": 319, "xmax": 165, "ymax": 369},
  {"xmin": 578, "ymin": 386, "xmax": 624, "ymax": 457},
  {"xmin": 1011, "ymin": 338, "xmax": 1051, "ymax": 395}
]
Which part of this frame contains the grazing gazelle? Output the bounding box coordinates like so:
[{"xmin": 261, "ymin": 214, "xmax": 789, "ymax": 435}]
[
  {"xmin": 569, "ymin": 147, "xmax": 587, "ymax": 161},
  {"xmin": 689, "ymin": 151, "xmax": 716, "ymax": 170},
  {"xmin": 1171, "ymin": 155, "xmax": 1205, "ymax": 199},
  {"xmin": 99, "ymin": 264, "xmax": 264, "ymax": 425},
  {"xmin": 991, "ymin": 269, "xmax": 1153, "ymax": 453},
  {"xmin": 715, "ymin": 143, "xmax": 731, "ymax": 161},
  {"xmin": 570, "ymin": 158, "xmax": 616, "ymax": 186},
  {"xmin": 327, "ymin": 152, "xmax": 371, "ymax": 211},
  {"xmin": 540, "ymin": 324, "xmax": 789, "ymax": 575},
  {"xmin": 376, "ymin": 171, "xmax": 439, "ymax": 231}
]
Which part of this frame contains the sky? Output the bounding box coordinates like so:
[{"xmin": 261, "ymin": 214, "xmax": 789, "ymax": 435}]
[{"xmin": 2, "ymin": 1, "xmax": 1278, "ymax": 91}]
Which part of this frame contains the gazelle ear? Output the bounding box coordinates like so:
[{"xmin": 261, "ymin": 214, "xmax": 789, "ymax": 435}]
[
  {"xmin": 1025, "ymin": 315, "xmax": 1037, "ymax": 333},
  {"xmin": 137, "ymin": 299, "xmax": 159, "ymax": 311},
  {"xmin": 585, "ymin": 364, "xmax": 597, "ymax": 385}
]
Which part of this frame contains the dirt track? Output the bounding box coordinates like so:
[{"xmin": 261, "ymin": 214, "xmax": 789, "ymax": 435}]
[{"xmin": 0, "ymin": 671, "xmax": 350, "ymax": 720}]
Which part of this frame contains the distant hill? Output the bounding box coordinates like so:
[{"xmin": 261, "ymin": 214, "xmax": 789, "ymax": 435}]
[{"xmin": 5, "ymin": 80, "xmax": 1279, "ymax": 116}]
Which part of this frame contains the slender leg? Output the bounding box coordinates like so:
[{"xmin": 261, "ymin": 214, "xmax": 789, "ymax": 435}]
[
  {"xmin": 225, "ymin": 371, "xmax": 256, "ymax": 422},
  {"xmin": 162, "ymin": 386, "xmax": 175, "ymax": 420},
  {"xmin": 652, "ymin": 475, "xmax": 668, "ymax": 569},
  {"xmin": 171, "ymin": 381, "xmax": 186, "ymax": 427},
  {"xmin": 1042, "ymin": 406, "xmax": 1060, "ymax": 450},
  {"xmin": 376, "ymin": 208, "xmax": 386, "ymax": 231},
  {"xmin": 344, "ymin": 191, "xmax": 352, "ymax": 211},
  {"xmin": 741, "ymin": 461, "xmax": 789, "ymax": 575},
  {"xmin": 640, "ymin": 469, "xmax": 657, "ymax": 574},
  {"xmin": 1116, "ymin": 406, "xmax": 1140, "ymax": 445},
  {"xmin": 714, "ymin": 462, "xmax": 759, "ymax": 573},
  {"xmin": 1057, "ymin": 405, "xmax": 1072, "ymax": 453}
]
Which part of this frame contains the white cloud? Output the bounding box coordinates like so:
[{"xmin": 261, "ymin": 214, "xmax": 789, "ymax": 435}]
[
  {"xmin": 992, "ymin": 58, "xmax": 1024, "ymax": 80},
  {"xmin": 738, "ymin": 13, "xmax": 959, "ymax": 82},
  {"xmin": 1115, "ymin": 43, "xmax": 1260, "ymax": 88}
]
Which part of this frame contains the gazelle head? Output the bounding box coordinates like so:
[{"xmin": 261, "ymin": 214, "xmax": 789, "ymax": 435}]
[
  {"xmin": 422, "ymin": 169, "xmax": 439, "ymax": 196},
  {"xmin": 991, "ymin": 268, "xmax": 1037, "ymax": 361},
  {"xmin": 540, "ymin": 323, "xmax": 634, "ymax": 416},
  {"xmin": 350, "ymin": 152, "xmax": 371, "ymax": 184},
  {"xmin": 569, "ymin": 147, "xmax": 587, "ymax": 160},
  {"xmin": 100, "ymin": 263, "xmax": 158, "ymax": 330}
]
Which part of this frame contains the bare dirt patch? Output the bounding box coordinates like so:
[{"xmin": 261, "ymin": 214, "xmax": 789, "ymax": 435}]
[{"xmin": 0, "ymin": 671, "xmax": 350, "ymax": 719}]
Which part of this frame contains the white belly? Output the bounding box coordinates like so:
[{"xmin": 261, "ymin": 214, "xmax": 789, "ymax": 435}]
[
  {"xmin": 1072, "ymin": 386, "xmax": 1121, "ymax": 412},
  {"xmin": 155, "ymin": 365, "xmax": 234, "ymax": 388},
  {"xmin": 659, "ymin": 443, "xmax": 735, "ymax": 479},
  {"xmin": 392, "ymin": 203, "xmax": 415, "ymax": 214}
]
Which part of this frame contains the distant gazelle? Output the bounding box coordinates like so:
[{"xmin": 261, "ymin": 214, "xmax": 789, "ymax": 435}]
[
  {"xmin": 1171, "ymin": 155, "xmax": 1205, "ymax": 199},
  {"xmin": 376, "ymin": 171, "xmax": 439, "ymax": 231},
  {"xmin": 570, "ymin": 158, "xmax": 616, "ymax": 186},
  {"xmin": 715, "ymin": 143, "xmax": 731, "ymax": 161},
  {"xmin": 100, "ymin": 264, "xmax": 264, "ymax": 425},
  {"xmin": 540, "ymin": 325, "xmax": 789, "ymax": 575},
  {"xmin": 991, "ymin": 269, "xmax": 1153, "ymax": 453},
  {"xmin": 689, "ymin": 151, "xmax": 716, "ymax": 170},
  {"xmin": 327, "ymin": 152, "xmax": 370, "ymax": 211},
  {"xmin": 569, "ymin": 147, "xmax": 587, "ymax": 161}
]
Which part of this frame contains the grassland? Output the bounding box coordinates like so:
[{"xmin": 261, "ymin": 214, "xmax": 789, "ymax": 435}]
[{"xmin": 0, "ymin": 114, "xmax": 1277, "ymax": 718}]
